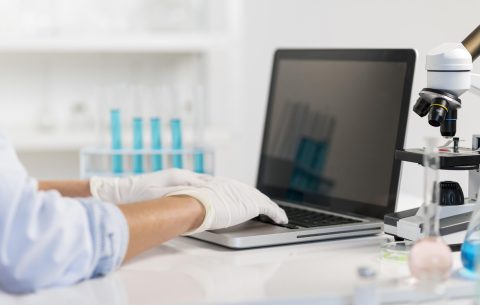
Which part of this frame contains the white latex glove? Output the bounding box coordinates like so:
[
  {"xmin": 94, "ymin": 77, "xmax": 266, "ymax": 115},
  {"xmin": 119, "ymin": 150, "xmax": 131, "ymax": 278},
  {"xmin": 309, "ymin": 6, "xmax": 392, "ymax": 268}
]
[
  {"xmin": 90, "ymin": 168, "xmax": 212, "ymax": 204},
  {"xmin": 167, "ymin": 177, "xmax": 288, "ymax": 234}
]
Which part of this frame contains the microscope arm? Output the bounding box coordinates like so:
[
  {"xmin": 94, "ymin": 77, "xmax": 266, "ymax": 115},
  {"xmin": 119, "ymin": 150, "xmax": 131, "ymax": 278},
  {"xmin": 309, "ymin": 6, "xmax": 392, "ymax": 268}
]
[{"xmin": 463, "ymin": 25, "xmax": 480, "ymax": 62}]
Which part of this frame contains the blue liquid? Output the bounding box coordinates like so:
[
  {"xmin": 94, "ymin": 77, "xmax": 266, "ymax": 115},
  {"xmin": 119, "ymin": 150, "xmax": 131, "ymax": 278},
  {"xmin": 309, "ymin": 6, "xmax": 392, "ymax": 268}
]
[
  {"xmin": 170, "ymin": 118, "xmax": 183, "ymax": 168},
  {"xmin": 193, "ymin": 148, "xmax": 205, "ymax": 173},
  {"xmin": 150, "ymin": 117, "xmax": 163, "ymax": 171},
  {"xmin": 133, "ymin": 117, "xmax": 144, "ymax": 173},
  {"xmin": 461, "ymin": 240, "xmax": 480, "ymax": 272},
  {"xmin": 110, "ymin": 109, "xmax": 123, "ymax": 173}
]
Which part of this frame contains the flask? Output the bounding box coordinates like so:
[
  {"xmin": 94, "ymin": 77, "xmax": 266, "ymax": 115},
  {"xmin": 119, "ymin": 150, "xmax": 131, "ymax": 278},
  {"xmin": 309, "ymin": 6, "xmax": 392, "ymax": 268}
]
[
  {"xmin": 408, "ymin": 138, "xmax": 453, "ymax": 281},
  {"xmin": 461, "ymin": 200, "xmax": 480, "ymax": 273}
]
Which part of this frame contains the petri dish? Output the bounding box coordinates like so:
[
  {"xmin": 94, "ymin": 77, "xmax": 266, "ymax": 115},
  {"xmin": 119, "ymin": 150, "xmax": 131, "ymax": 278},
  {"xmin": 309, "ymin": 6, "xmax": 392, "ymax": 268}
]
[{"xmin": 380, "ymin": 241, "xmax": 413, "ymax": 262}]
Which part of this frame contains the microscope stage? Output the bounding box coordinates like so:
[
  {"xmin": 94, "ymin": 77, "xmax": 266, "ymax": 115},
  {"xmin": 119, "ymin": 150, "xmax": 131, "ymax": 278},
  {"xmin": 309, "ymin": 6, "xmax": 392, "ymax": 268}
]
[{"xmin": 396, "ymin": 148, "xmax": 480, "ymax": 169}]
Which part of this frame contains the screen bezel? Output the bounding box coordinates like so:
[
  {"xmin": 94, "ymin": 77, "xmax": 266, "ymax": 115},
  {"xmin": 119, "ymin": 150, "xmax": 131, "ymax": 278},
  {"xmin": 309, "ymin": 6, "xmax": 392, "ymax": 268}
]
[{"xmin": 256, "ymin": 49, "xmax": 416, "ymax": 219}]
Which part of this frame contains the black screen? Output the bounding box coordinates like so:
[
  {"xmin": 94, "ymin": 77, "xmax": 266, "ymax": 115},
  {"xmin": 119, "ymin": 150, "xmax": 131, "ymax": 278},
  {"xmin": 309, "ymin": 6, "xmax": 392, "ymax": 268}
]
[{"xmin": 257, "ymin": 50, "xmax": 415, "ymax": 219}]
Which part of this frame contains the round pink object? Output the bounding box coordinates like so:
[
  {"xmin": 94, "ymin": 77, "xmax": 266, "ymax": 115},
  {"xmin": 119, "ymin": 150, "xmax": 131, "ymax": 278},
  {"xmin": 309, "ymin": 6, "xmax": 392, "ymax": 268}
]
[{"xmin": 408, "ymin": 237, "xmax": 453, "ymax": 281}]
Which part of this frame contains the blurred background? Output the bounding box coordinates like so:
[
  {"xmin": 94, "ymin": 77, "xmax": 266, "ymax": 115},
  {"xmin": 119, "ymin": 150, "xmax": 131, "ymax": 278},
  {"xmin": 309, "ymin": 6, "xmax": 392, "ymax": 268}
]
[{"xmin": 0, "ymin": 0, "xmax": 478, "ymax": 208}]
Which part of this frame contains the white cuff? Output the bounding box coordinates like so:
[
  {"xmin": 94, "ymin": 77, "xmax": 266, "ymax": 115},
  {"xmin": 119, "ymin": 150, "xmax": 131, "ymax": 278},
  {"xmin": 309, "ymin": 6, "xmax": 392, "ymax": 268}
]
[
  {"xmin": 90, "ymin": 176, "xmax": 123, "ymax": 203},
  {"xmin": 166, "ymin": 188, "xmax": 215, "ymax": 235},
  {"xmin": 89, "ymin": 176, "xmax": 103, "ymax": 200}
]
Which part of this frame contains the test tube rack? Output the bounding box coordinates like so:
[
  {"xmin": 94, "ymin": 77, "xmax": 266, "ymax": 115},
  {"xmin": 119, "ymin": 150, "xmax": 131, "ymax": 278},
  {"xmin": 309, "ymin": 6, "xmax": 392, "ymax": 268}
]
[{"xmin": 80, "ymin": 146, "xmax": 214, "ymax": 178}]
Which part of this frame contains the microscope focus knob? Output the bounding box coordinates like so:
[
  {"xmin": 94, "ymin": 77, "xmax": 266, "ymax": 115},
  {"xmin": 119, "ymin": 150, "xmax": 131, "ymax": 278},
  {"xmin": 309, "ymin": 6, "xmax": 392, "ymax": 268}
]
[{"xmin": 439, "ymin": 181, "xmax": 464, "ymax": 206}]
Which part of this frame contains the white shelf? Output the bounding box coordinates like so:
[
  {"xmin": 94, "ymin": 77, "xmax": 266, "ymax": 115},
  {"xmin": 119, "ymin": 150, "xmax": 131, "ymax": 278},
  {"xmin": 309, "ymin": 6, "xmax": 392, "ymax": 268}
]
[
  {"xmin": 7, "ymin": 126, "xmax": 232, "ymax": 152},
  {"xmin": 0, "ymin": 33, "xmax": 230, "ymax": 53},
  {"xmin": 8, "ymin": 128, "xmax": 97, "ymax": 152}
]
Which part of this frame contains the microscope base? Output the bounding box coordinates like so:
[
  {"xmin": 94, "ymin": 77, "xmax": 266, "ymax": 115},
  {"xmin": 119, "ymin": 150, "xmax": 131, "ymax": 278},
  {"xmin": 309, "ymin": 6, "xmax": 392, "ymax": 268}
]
[{"xmin": 384, "ymin": 203, "xmax": 475, "ymax": 241}]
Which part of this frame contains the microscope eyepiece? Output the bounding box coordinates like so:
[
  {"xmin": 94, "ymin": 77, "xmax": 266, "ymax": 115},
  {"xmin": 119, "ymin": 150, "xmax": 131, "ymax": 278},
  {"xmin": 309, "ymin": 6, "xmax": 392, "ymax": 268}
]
[{"xmin": 428, "ymin": 98, "xmax": 449, "ymax": 127}]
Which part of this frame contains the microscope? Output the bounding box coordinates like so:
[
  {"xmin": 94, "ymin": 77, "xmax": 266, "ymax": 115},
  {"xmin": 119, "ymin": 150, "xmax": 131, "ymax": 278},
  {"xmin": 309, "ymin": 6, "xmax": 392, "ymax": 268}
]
[{"xmin": 384, "ymin": 25, "xmax": 480, "ymax": 242}]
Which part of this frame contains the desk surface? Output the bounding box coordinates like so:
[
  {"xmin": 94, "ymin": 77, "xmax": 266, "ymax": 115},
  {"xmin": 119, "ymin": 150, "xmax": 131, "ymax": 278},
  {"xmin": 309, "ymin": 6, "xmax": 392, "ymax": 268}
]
[{"xmin": 0, "ymin": 235, "xmax": 475, "ymax": 305}]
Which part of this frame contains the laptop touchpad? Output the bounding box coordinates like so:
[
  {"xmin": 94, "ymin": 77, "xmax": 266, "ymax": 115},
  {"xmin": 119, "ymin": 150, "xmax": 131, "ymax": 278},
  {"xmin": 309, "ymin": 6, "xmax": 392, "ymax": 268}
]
[{"xmin": 209, "ymin": 220, "xmax": 290, "ymax": 235}]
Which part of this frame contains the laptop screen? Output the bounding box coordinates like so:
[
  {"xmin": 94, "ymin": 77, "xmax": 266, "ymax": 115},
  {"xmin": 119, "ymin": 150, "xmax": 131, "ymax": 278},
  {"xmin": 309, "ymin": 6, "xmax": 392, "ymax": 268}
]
[{"xmin": 257, "ymin": 49, "xmax": 415, "ymax": 219}]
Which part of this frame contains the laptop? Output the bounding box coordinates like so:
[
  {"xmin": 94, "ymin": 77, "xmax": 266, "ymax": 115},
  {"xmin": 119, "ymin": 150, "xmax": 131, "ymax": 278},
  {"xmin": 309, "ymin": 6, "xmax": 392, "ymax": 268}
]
[{"xmin": 193, "ymin": 49, "xmax": 416, "ymax": 249}]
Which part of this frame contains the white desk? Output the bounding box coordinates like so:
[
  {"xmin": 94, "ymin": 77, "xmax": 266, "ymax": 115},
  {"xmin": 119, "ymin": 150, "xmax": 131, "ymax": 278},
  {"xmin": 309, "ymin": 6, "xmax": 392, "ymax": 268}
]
[{"xmin": 0, "ymin": 235, "xmax": 476, "ymax": 305}]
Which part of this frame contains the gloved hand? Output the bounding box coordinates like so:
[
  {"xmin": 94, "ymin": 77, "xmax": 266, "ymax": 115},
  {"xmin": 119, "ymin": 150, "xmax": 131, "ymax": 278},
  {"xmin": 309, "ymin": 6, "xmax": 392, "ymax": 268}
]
[
  {"xmin": 167, "ymin": 177, "xmax": 288, "ymax": 234},
  {"xmin": 90, "ymin": 168, "xmax": 212, "ymax": 204}
]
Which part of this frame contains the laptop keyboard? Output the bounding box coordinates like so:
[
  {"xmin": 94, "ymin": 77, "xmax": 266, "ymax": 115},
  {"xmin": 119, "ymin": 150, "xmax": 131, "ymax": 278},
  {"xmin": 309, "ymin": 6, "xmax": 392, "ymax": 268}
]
[{"xmin": 256, "ymin": 205, "xmax": 362, "ymax": 229}]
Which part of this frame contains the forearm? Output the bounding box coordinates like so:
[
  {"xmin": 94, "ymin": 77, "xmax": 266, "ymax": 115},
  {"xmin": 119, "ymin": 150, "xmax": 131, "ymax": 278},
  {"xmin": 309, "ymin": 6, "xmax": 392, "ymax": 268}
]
[
  {"xmin": 38, "ymin": 180, "xmax": 92, "ymax": 197},
  {"xmin": 38, "ymin": 180, "xmax": 205, "ymax": 262},
  {"xmin": 118, "ymin": 195, "xmax": 205, "ymax": 262}
]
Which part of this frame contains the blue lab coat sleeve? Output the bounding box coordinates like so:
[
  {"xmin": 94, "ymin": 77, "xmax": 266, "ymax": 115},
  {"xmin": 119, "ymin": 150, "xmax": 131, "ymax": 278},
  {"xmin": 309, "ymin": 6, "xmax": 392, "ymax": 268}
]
[{"xmin": 0, "ymin": 132, "xmax": 129, "ymax": 294}]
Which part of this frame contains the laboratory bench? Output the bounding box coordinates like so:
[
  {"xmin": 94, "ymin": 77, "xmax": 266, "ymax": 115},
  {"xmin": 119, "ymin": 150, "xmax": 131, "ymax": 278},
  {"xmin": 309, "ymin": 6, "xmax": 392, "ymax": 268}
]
[{"xmin": 0, "ymin": 234, "xmax": 476, "ymax": 305}]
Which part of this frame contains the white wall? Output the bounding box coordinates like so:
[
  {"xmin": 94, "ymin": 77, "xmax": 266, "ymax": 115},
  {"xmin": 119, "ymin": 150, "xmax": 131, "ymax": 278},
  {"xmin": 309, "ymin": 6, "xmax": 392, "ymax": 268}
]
[
  {"xmin": 229, "ymin": 0, "xmax": 480, "ymax": 210},
  {"xmin": 10, "ymin": 0, "xmax": 480, "ymax": 212}
]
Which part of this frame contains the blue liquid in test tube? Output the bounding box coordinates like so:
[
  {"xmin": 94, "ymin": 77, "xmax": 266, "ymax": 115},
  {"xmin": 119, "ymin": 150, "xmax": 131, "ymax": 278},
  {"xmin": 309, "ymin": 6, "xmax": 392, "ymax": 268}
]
[
  {"xmin": 110, "ymin": 109, "xmax": 123, "ymax": 174},
  {"xmin": 133, "ymin": 117, "xmax": 144, "ymax": 173},
  {"xmin": 170, "ymin": 118, "xmax": 183, "ymax": 168},
  {"xmin": 192, "ymin": 86, "xmax": 206, "ymax": 174},
  {"xmin": 194, "ymin": 148, "xmax": 205, "ymax": 173},
  {"xmin": 151, "ymin": 117, "xmax": 163, "ymax": 171}
]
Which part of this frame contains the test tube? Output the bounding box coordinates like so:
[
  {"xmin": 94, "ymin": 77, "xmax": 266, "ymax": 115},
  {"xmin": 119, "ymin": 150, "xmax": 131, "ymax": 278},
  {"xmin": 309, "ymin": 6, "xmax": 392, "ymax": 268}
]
[
  {"xmin": 132, "ymin": 116, "xmax": 144, "ymax": 173},
  {"xmin": 151, "ymin": 117, "xmax": 163, "ymax": 171},
  {"xmin": 168, "ymin": 86, "xmax": 184, "ymax": 169},
  {"xmin": 193, "ymin": 86, "xmax": 206, "ymax": 173},
  {"xmin": 170, "ymin": 117, "xmax": 183, "ymax": 168},
  {"xmin": 150, "ymin": 86, "xmax": 164, "ymax": 171},
  {"xmin": 110, "ymin": 108, "xmax": 123, "ymax": 174},
  {"xmin": 132, "ymin": 86, "xmax": 144, "ymax": 174},
  {"xmin": 193, "ymin": 149, "xmax": 205, "ymax": 173}
]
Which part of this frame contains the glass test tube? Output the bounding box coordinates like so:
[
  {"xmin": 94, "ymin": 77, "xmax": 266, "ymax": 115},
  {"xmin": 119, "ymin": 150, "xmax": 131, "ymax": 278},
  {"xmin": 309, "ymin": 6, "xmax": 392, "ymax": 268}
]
[
  {"xmin": 170, "ymin": 118, "xmax": 183, "ymax": 168},
  {"xmin": 193, "ymin": 148, "xmax": 205, "ymax": 173},
  {"xmin": 110, "ymin": 108, "xmax": 123, "ymax": 174},
  {"xmin": 193, "ymin": 86, "xmax": 205, "ymax": 173},
  {"xmin": 132, "ymin": 116, "xmax": 144, "ymax": 173},
  {"xmin": 151, "ymin": 117, "xmax": 163, "ymax": 171},
  {"xmin": 130, "ymin": 85, "xmax": 147, "ymax": 174}
]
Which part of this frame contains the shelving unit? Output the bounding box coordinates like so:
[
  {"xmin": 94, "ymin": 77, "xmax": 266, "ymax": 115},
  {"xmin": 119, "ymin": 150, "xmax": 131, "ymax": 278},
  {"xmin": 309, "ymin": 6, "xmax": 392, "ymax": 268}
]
[
  {"xmin": 8, "ymin": 126, "xmax": 231, "ymax": 152},
  {"xmin": 0, "ymin": 0, "xmax": 244, "ymax": 178},
  {"xmin": 0, "ymin": 33, "xmax": 230, "ymax": 53}
]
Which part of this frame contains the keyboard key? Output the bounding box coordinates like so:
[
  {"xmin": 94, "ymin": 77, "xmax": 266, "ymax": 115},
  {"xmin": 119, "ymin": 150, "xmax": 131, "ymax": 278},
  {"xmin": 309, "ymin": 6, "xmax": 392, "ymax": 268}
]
[
  {"xmin": 281, "ymin": 206, "xmax": 361, "ymax": 228},
  {"xmin": 255, "ymin": 215, "xmax": 299, "ymax": 229}
]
